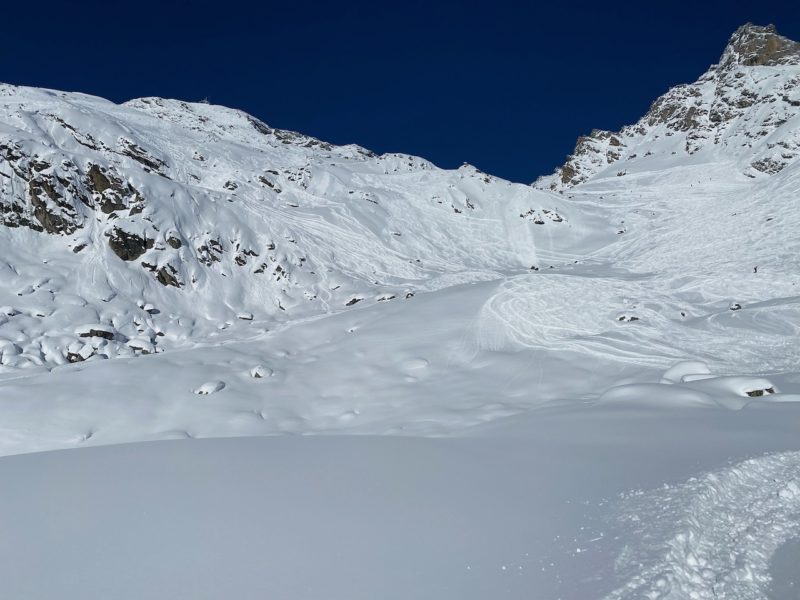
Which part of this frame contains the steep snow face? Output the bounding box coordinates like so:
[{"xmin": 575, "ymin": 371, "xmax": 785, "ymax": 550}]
[
  {"xmin": 0, "ymin": 84, "xmax": 602, "ymax": 370},
  {"xmin": 536, "ymin": 24, "xmax": 800, "ymax": 191}
]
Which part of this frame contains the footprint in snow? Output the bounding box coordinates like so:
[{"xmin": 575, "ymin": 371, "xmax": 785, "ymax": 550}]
[{"xmin": 604, "ymin": 451, "xmax": 800, "ymax": 600}]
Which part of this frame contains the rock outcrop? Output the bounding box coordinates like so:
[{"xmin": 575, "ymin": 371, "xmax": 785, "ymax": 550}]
[{"xmin": 536, "ymin": 24, "xmax": 800, "ymax": 190}]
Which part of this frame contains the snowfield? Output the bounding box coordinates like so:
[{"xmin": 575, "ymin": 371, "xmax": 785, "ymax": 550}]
[
  {"xmin": 2, "ymin": 406, "xmax": 800, "ymax": 600},
  {"xmin": 1, "ymin": 23, "xmax": 800, "ymax": 600}
]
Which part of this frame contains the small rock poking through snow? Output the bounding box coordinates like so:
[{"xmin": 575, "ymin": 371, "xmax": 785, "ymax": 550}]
[
  {"xmin": 193, "ymin": 381, "xmax": 226, "ymax": 395},
  {"xmin": 249, "ymin": 365, "xmax": 273, "ymax": 379}
]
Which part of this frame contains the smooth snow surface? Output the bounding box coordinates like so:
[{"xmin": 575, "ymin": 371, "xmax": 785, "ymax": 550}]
[
  {"xmin": 769, "ymin": 538, "xmax": 800, "ymax": 599},
  {"xmin": 2, "ymin": 409, "xmax": 800, "ymax": 600}
]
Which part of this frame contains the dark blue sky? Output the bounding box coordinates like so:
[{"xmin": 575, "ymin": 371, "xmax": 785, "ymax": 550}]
[{"xmin": 3, "ymin": 0, "xmax": 799, "ymax": 182}]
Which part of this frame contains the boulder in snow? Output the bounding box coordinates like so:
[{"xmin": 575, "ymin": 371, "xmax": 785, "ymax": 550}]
[
  {"xmin": 75, "ymin": 324, "xmax": 116, "ymax": 340},
  {"xmin": 249, "ymin": 365, "xmax": 273, "ymax": 379}
]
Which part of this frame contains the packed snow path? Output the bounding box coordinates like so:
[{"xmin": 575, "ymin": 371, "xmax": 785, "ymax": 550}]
[{"xmin": 605, "ymin": 451, "xmax": 800, "ymax": 600}]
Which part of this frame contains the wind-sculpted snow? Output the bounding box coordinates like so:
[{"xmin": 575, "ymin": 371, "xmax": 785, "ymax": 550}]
[{"xmin": 606, "ymin": 452, "xmax": 800, "ymax": 600}]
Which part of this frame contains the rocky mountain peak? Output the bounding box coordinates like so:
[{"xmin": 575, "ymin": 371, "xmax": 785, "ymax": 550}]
[
  {"xmin": 536, "ymin": 24, "xmax": 800, "ymax": 191},
  {"xmin": 720, "ymin": 23, "xmax": 800, "ymax": 68}
]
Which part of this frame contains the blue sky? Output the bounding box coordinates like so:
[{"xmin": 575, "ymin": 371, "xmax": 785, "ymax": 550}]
[{"xmin": 3, "ymin": 0, "xmax": 799, "ymax": 181}]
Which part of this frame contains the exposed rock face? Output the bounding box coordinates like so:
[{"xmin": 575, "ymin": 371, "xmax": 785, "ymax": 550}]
[
  {"xmin": 87, "ymin": 164, "xmax": 134, "ymax": 213},
  {"xmin": 108, "ymin": 228, "xmax": 153, "ymax": 261},
  {"xmin": 87, "ymin": 164, "xmax": 115, "ymax": 194},
  {"xmin": 721, "ymin": 23, "xmax": 800, "ymax": 68},
  {"xmin": 29, "ymin": 177, "xmax": 80, "ymax": 234},
  {"xmin": 155, "ymin": 264, "xmax": 182, "ymax": 288},
  {"xmin": 0, "ymin": 150, "xmax": 88, "ymax": 233},
  {"xmin": 78, "ymin": 328, "xmax": 115, "ymax": 340},
  {"xmin": 537, "ymin": 24, "xmax": 800, "ymax": 190}
]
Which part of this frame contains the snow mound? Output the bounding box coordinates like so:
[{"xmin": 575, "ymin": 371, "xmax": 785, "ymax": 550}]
[
  {"xmin": 684, "ymin": 375, "xmax": 777, "ymax": 398},
  {"xmin": 601, "ymin": 368, "xmax": 782, "ymax": 410},
  {"xmin": 193, "ymin": 380, "xmax": 225, "ymax": 395},
  {"xmin": 661, "ymin": 360, "xmax": 712, "ymax": 384},
  {"xmin": 598, "ymin": 383, "xmax": 717, "ymax": 408}
]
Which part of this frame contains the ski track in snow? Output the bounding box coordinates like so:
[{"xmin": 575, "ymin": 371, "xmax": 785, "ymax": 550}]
[
  {"xmin": 606, "ymin": 451, "xmax": 800, "ymax": 600},
  {"xmin": 476, "ymin": 272, "xmax": 800, "ymax": 373}
]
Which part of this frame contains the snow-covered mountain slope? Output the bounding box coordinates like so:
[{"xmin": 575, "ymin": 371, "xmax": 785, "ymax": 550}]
[
  {"xmin": 2, "ymin": 157, "xmax": 799, "ymax": 456},
  {"xmin": 536, "ymin": 24, "xmax": 800, "ymax": 191},
  {"xmin": 3, "ymin": 22, "xmax": 800, "ymax": 600},
  {"xmin": 1, "ymin": 83, "xmax": 602, "ymax": 370},
  {"xmin": 1, "ymin": 25, "xmax": 800, "ymax": 455}
]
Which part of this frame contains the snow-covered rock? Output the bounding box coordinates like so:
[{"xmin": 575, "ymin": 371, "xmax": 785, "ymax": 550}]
[
  {"xmin": 193, "ymin": 380, "xmax": 226, "ymax": 395},
  {"xmin": 249, "ymin": 364, "xmax": 272, "ymax": 379}
]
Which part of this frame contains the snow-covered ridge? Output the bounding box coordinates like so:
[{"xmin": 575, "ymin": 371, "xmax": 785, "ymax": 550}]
[
  {"xmin": 536, "ymin": 24, "xmax": 800, "ymax": 191},
  {"xmin": 0, "ymin": 83, "xmax": 592, "ymax": 370}
]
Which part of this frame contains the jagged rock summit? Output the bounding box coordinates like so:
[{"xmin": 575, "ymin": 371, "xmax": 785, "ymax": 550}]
[
  {"xmin": 536, "ymin": 23, "xmax": 800, "ymax": 190},
  {"xmin": 721, "ymin": 23, "xmax": 800, "ymax": 68}
]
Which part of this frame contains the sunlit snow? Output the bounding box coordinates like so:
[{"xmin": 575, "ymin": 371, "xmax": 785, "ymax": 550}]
[{"xmin": 1, "ymin": 23, "xmax": 800, "ymax": 600}]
